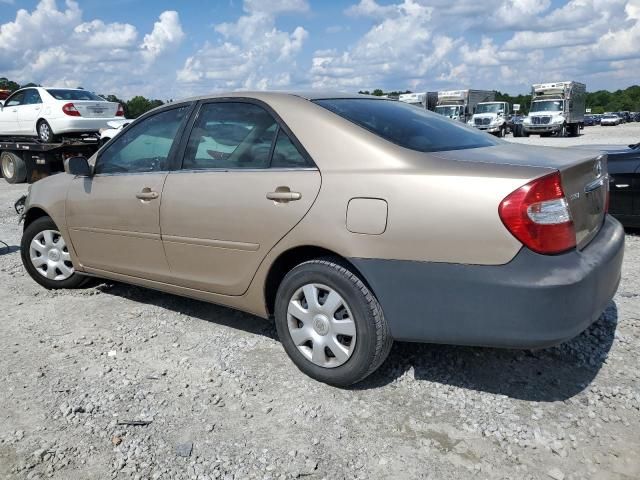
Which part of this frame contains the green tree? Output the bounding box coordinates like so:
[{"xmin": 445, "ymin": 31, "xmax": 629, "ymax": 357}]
[
  {"xmin": 0, "ymin": 78, "xmax": 20, "ymax": 91},
  {"xmin": 126, "ymin": 96, "xmax": 164, "ymax": 118}
]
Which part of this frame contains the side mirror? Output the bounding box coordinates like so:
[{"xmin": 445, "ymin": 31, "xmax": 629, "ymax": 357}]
[{"xmin": 65, "ymin": 156, "xmax": 92, "ymax": 177}]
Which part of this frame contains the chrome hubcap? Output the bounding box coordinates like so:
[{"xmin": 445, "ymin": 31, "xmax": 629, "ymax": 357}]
[
  {"xmin": 29, "ymin": 230, "xmax": 74, "ymax": 281},
  {"xmin": 287, "ymin": 283, "xmax": 356, "ymax": 368},
  {"xmin": 39, "ymin": 123, "xmax": 50, "ymax": 140},
  {"xmin": 1, "ymin": 157, "xmax": 14, "ymax": 178}
]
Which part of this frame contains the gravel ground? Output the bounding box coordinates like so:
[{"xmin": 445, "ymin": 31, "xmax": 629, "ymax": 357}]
[
  {"xmin": 506, "ymin": 122, "xmax": 640, "ymax": 147},
  {"xmin": 1, "ymin": 125, "xmax": 640, "ymax": 480}
]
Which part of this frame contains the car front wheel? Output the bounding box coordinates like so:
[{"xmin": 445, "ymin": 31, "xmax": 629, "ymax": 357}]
[
  {"xmin": 21, "ymin": 216, "xmax": 89, "ymax": 289},
  {"xmin": 274, "ymin": 259, "xmax": 392, "ymax": 386}
]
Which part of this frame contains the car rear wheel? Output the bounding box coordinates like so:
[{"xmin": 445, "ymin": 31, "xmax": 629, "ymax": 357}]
[
  {"xmin": 21, "ymin": 217, "xmax": 89, "ymax": 290},
  {"xmin": 274, "ymin": 259, "xmax": 392, "ymax": 386},
  {"xmin": 1, "ymin": 151, "xmax": 27, "ymax": 184},
  {"xmin": 37, "ymin": 120, "xmax": 56, "ymax": 143}
]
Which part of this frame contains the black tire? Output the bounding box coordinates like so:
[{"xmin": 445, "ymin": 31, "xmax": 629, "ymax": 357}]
[
  {"xmin": 558, "ymin": 123, "xmax": 567, "ymax": 137},
  {"xmin": 522, "ymin": 130, "xmax": 529, "ymax": 137},
  {"xmin": 21, "ymin": 216, "xmax": 90, "ymax": 290},
  {"xmin": 1, "ymin": 151, "xmax": 27, "ymax": 184},
  {"xmin": 37, "ymin": 120, "xmax": 56, "ymax": 143},
  {"xmin": 541, "ymin": 132, "xmax": 552, "ymax": 137},
  {"xmin": 569, "ymin": 124, "xmax": 580, "ymax": 137},
  {"xmin": 274, "ymin": 259, "xmax": 392, "ymax": 387}
]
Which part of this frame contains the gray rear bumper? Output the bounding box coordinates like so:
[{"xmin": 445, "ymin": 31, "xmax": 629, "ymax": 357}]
[{"xmin": 351, "ymin": 215, "xmax": 624, "ymax": 348}]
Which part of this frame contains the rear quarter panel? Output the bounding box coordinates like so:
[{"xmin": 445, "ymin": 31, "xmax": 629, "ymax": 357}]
[{"xmin": 251, "ymin": 95, "xmax": 548, "ymax": 266}]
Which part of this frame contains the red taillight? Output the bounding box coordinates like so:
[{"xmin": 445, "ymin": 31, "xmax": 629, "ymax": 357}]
[
  {"xmin": 499, "ymin": 172, "xmax": 576, "ymax": 255},
  {"xmin": 116, "ymin": 104, "xmax": 124, "ymax": 116},
  {"xmin": 62, "ymin": 103, "xmax": 81, "ymax": 117}
]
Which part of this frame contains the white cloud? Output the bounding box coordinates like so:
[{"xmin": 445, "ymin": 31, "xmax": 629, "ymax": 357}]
[
  {"xmin": 141, "ymin": 11, "xmax": 184, "ymax": 62},
  {"xmin": 176, "ymin": 0, "xmax": 309, "ymax": 91},
  {"xmin": 315, "ymin": 0, "xmax": 640, "ymax": 93},
  {"xmin": 0, "ymin": 1, "xmax": 184, "ymax": 98}
]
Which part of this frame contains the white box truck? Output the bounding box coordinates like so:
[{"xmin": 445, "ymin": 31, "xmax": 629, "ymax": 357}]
[
  {"xmin": 468, "ymin": 100, "xmax": 511, "ymax": 137},
  {"xmin": 435, "ymin": 90, "xmax": 495, "ymax": 123},
  {"xmin": 398, "ymin": 92, "xmax": 438, "ymax": 111},
  {"xmin": 523, "ymin": 81, "xmax": 586, "ymax": 137}
]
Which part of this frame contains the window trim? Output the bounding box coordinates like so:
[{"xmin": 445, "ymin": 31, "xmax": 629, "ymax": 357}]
[
  {"xmin": 93, "ymin": 102, "xmax": 195, "ymax": 176},
  {"xmin": 174, "ymin": 98, "xmax": 316, "ymax": 172}
]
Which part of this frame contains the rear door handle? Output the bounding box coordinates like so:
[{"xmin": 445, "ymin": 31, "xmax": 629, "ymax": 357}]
[
  {"xmin": 266, "ymin": 190, "xmax": 302, "ymax": 202},
  {"xmin": 136, "ymin": 189, "xmax": 159, "ymax": 200}
]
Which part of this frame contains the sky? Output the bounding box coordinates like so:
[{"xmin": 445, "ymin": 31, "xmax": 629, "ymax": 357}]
[{"xmin": 0, "ymin": 0, "xmax": 639, "ymax": 100}]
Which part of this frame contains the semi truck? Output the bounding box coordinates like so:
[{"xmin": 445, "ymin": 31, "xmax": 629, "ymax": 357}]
[
  {"xmin": 468, "ymin": 101, "xmax": 511, "ymax": 137},
  {"xmin": 523, "ymin": 81, "xmax": 586, "ymax": 137},
  {"xmin": 398, "ymin": 92, "xmax": 438, "ymax": 111},
  {"xmin": 434, "ymin": 90, "xmax": 495, "ymax": 123}
]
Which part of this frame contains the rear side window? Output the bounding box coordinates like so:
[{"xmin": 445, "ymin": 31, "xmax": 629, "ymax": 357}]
[
  {"xmin": 96, "ymin": 106, "xmax": 188, "ymax": 174},
  {"xmin": 46, "ymin": 89, "xmax": 104, "ymax": 101},
  {"xmin": 271, "ymin": 130, "xmax": 312, "ymax": 168},
  {"xmin": 314, "ymin": 98, "xmax": 499, "ymax": 152},
  {"xmin": 183, "ymin": 102, "xmax": 278, "ymax": 170}
]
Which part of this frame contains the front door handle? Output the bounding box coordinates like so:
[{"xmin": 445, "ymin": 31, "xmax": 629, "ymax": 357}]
[
  {"xmin": 136, "ymin": 189, "xmax": 159, "ymax": 200},
  {"xmin": 267, "ymin": 189, "xmax": 302, "ymax": 202}
]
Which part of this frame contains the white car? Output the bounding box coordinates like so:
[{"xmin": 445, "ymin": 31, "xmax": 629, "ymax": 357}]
[
  {"xmin": 100, "ymin": 119, "xmax": 131, "ymax": 145},
  {"xmin": 600, "ymin": 114, "xmax": 621, "ymax": 126},
  {"xmin": 0, "ymin": 87, "xmax": 124, "ymax": 143}
]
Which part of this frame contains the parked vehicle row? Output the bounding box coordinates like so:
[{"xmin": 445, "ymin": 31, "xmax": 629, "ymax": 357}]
[{"xmin": 18, "ymin": 91, "xmax": 623, "ymax": 386}]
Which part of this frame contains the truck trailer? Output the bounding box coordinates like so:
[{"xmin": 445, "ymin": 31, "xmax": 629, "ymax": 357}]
[
  {"xmin": 435, "ymin": 90, "xmax": 495, "ymax": 123},
  {"xmin": 0, "ymin": 135, "xmax": 100, "ymax": 184},
  {"xmin": 523, "ymin": 81, "xmax": 586, "ymax": 137},
  {"xmin": 398, "ymin": 92, "xmax": 438, "ymax": 111}
]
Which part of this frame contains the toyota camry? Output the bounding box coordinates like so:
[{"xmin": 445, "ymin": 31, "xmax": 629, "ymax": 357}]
[{"xmin": 19, "ymin": 92, "xmax": 624, "ymax": 386}]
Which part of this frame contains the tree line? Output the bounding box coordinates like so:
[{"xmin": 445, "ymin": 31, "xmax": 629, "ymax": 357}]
[
  {"xmin": 0, "ymin": 77, "xmax": 165, "ymax": 118},
  {"xmin": 360, "ymin": 85, "xmax": 640, "ymax": 115}
]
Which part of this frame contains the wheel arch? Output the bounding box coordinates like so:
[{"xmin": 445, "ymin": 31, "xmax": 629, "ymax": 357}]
[
  {"xmin": 263, "ymin": 245, "xmax": 375, "ymax": 317},
  {"xmin": 23, "ymin": 206, "xmax": 51, "ymax": 231},
  {"xmin": 36, "ymin": 118, "xmax": 54, "ymax": 135}
]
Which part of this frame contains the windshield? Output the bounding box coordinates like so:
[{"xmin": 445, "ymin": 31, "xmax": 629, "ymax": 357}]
[
  {"xmin": 434, "ymin": 105, "xmax": 462, "ymax": 117},
  {"xmin": 314, "ymin": 98, "xmax": 498, "ymax": 152},
  {"xmin": 46, "ymin": 89, "xmax": 105, "ymax": 101},
  {"xmin": 531, "ymin": 100, "xmax": 563, "ymax": 113},
  {"xmin": 476, "ymin": 103, "xmax": 503, "ymax": 114}
]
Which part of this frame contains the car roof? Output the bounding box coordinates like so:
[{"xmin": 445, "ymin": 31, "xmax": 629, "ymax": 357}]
[{"xmin": 177, "ymin": 90, "xmax": 384, "ymax": 104}]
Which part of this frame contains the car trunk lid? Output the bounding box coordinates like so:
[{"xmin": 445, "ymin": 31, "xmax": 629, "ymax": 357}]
[
  {"xmin": 433, "ymin": 143, "xmax": 608, "ymax": 250},
  {"xmin": 71, "ymin": 101, "xmax": 118, "ymax": 118}
]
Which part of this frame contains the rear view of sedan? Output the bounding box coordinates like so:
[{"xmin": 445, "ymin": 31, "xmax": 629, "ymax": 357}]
[
  {"xmin": 601, "ymin": 114, "xmax": 621, "ymax": 126},
  {"xmin": 19, "ymin": 92, "xmax": 624, "ymax": 386},
  {"xmin": 0, "ymin": 87, "xmax": 124, "ymax": 142}
]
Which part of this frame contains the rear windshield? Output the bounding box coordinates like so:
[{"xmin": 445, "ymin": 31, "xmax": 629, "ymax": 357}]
[
  {"xmin": 46, "ymin": 89, "xmax": 105, "ymax": 101},
  {"xmin": 313, "ymin": 98, "xmax": 498, "ymax": 152}
]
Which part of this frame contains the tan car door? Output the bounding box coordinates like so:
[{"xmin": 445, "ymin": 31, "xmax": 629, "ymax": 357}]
[
  {"xmin": 160, "ymin": 100, "xmax": 321, "ymax": 295},
  {"xmin": 66, "ymin": 105, "xmax": 192, "ymax": 281}
]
